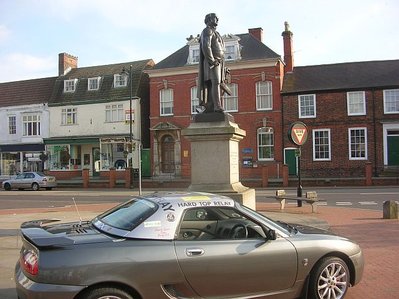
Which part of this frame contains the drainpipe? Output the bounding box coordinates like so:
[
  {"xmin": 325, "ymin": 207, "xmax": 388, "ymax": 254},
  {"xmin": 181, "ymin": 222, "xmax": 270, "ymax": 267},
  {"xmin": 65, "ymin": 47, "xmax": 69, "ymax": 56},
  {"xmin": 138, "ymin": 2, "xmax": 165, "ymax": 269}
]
[{"xmin": 372, "ymin": 90, "xmax": 378, "ymax": 176}]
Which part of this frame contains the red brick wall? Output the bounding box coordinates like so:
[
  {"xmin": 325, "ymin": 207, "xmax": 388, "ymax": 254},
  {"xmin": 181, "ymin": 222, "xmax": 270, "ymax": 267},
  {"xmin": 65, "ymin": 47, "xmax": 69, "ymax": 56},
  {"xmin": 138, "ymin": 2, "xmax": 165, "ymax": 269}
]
[
  {"xmin": 283, "ymin": 89, "xmax": 393, "ymax": 178},
  {"xmin": 149, "ymin": 62, "xmax": 285, "ymax": 185}
]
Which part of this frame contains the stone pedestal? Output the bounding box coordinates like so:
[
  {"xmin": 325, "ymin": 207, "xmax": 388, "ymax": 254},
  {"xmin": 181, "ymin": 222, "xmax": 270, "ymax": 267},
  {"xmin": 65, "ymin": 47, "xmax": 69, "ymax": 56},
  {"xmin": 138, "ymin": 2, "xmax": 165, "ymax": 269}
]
[{"xmin": 182, "ymin": 113, "xmax": 256, "ymax": 209}]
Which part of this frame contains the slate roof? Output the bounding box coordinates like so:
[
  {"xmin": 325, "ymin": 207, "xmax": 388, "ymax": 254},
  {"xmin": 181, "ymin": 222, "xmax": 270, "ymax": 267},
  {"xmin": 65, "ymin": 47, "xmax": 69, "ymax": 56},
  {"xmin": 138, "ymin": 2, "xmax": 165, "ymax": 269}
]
[
  {"xmin": 0, "ymin": 77, "xmax": 57, "ymax": 108},
  {"xmin": 49, "ymin": 59, "xmax": 154, "ymax": 106},
  {"xmin": 153, "ymin": 33, "xmax": 280, "ymax": 70},
  {"xmin": 282, "ymin": 59, "xmax": 399, "ymax": 94}
]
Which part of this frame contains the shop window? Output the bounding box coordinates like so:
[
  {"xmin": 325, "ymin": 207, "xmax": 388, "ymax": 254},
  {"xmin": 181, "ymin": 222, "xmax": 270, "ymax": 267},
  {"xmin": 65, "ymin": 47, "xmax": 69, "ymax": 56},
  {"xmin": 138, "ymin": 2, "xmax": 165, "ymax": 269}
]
[
  {"xmin": 47, "ymin": 145, "xmax": 71, "ymax": 170},
  {"xmin": 100, "ymin": 141, "xmax": 127, "ymax": 170}
]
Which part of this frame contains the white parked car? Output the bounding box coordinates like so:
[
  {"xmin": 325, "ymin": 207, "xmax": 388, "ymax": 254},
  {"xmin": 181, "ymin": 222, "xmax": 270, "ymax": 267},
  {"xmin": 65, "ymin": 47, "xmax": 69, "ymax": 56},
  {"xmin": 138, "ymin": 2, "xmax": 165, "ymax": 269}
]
[{"xmin": 2, "ymin": 172, "xmax": 57, "ymax": 191}]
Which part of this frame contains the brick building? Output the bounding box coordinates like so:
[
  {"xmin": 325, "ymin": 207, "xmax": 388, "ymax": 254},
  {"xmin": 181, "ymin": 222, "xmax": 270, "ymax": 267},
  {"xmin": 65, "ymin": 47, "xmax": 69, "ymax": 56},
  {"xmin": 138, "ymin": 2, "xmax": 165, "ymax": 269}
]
[
  {"xmin": 281, "ymin": 60, "xmax": 399, "ymax": 185},
  {"xmin": 147, "ymin": 25, "xmax": 294, "ymax": 186}
]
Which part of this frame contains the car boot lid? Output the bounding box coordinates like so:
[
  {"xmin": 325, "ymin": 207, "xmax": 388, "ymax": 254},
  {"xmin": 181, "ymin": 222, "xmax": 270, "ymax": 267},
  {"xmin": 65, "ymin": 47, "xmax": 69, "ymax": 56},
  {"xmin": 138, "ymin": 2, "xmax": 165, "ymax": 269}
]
[{"xmin": 20, "ymin": 219, "xmax": 115, "ymax": 248}]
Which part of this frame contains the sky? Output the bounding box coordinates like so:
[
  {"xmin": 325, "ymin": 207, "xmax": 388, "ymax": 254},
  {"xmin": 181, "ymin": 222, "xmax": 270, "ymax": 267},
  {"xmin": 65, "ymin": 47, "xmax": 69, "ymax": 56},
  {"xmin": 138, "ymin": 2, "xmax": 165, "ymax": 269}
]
[{"xmin": 0, "ymin": 0, "xmax": 398, "ymax": 83}]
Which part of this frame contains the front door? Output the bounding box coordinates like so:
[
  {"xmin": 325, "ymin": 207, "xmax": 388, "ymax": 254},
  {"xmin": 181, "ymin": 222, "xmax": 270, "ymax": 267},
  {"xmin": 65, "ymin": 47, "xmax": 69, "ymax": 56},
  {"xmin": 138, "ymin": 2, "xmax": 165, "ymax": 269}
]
[
  {"xmin": 387, "ymin": 133, "xmax": 399, "ymax": 166},
  {"xmin": 92, "ymin": 147, "xmax": 100, "ymax": 176},
  {"xmin": 161, "ymin": 135, "xmax": 175, "ymax": 173},
  {"xmin": 284, "ymin": 148, "xmax": 297, "ymax": 175}
]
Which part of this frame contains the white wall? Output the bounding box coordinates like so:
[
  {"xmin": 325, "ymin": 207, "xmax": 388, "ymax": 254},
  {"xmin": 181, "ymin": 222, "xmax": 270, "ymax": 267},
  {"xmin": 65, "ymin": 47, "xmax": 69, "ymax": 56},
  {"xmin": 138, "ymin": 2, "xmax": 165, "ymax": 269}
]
[
  {"xmin": 49, "ymin": 99, "xmax": 141, "ymax": 139},
  {"xmin": 0, "ymin": 103, "xmax": 50, "ymax": 144}
]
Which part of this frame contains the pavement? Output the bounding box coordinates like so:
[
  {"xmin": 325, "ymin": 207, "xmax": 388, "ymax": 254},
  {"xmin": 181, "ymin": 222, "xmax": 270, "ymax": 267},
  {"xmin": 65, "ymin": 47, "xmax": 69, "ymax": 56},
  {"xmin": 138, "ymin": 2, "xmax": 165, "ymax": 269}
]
[{"xmin": 0, "ymin": 192, "xmax": 398, "ymax": 299}]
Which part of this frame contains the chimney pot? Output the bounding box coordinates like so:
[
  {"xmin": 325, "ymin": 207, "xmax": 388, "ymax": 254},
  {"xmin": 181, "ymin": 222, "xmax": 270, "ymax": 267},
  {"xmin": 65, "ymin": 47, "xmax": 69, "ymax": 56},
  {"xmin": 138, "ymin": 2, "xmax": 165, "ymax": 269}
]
[{"xmin": 282, "ymin": 22, "xmax": 294, "ymax": 73}]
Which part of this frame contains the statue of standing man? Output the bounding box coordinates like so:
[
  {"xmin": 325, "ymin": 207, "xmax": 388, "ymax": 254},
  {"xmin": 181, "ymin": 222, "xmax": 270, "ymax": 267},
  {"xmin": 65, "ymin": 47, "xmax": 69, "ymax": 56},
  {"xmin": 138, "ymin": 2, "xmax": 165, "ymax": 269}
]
[{"xmin": 197, "ymin": 13, "xmax": 231, "ymax": 113}]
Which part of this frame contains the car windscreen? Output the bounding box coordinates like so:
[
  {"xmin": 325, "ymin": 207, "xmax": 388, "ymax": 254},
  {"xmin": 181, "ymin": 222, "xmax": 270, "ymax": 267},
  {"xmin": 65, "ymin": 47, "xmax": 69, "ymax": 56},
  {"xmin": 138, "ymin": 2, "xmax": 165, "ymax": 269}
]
[{"xmin": 97, "ymin": 198, "xmax": 158, "ymax": 231}]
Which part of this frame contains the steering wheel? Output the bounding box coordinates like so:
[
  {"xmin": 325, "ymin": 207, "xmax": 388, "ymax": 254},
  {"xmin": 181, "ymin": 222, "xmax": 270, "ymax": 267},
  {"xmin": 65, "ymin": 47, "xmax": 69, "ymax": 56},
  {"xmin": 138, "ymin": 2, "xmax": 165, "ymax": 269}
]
[{"xmin": 230, "ymin": 224, "xmax": 248, "ymax": 239}]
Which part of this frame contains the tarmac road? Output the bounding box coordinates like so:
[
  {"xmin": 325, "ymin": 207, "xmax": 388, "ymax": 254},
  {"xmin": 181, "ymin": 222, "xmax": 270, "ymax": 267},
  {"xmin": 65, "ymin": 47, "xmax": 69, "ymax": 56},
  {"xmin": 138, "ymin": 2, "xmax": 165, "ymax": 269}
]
[{"xmin": 0, "ymin": 188, "xmax": 398, "ymax": 298}]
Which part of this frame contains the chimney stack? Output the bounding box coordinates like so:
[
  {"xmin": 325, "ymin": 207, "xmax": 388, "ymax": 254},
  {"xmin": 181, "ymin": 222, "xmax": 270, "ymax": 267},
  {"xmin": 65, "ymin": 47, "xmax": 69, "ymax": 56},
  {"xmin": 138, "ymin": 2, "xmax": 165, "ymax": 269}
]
[
  {"xmin": 58, "ymin": 52, "xmax": 78, "ymax": 76},
  {"xmin": 281, "ymin": 22, "xmax": 294, "ymax": 73},
  {"xmin": 249, "ymin": 27, "xmax": 263, "ymax": 43}
]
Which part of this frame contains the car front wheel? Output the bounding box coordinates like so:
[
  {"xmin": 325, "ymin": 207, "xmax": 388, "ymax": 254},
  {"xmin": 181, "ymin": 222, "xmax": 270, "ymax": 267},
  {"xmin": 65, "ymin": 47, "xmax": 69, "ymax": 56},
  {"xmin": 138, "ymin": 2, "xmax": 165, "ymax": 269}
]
[
  {"xmin": 4, "ymin": 183, "xmax": 11, "ymax": 191},
  {"xmin": 31, "ymin": 183, "xmax": 40, "ymax": 191},
  {"xmin": 308, "ymin": 257, "xmax": 350, "ymax": 299},
  {"xmin": 81, "ymin": 287, "xmax": 134, "ymax": 299}
]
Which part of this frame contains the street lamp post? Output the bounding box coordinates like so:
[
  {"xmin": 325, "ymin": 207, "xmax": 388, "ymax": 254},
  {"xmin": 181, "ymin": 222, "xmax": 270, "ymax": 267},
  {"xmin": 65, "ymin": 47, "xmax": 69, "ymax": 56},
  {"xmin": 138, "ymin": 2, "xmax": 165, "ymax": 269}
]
[
  {"xmin": 122, "ymin": 65, "xmax": 133, "ymax": 189},
  {"xmin": 121, "ymin": 65, "xmax": 142, "ymax": 195}
]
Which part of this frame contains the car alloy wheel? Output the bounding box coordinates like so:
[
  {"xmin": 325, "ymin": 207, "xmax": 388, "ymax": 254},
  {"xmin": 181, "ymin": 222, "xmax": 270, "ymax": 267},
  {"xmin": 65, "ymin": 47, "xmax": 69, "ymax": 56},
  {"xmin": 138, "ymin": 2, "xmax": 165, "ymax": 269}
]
[
  {"xmin": 31, "ymin": 183, "xmax": 39, "ymax": 191},
  {"xmin": 309, "ymin": 257, "xmax": 350, "ymax": 299},
  {"xmin": 4, "ymin": 183, "xmax": 11, "ymax": 191},
  {"xmin": 81, "ymin": 287, "xmax": 134, "ymax": 299}
]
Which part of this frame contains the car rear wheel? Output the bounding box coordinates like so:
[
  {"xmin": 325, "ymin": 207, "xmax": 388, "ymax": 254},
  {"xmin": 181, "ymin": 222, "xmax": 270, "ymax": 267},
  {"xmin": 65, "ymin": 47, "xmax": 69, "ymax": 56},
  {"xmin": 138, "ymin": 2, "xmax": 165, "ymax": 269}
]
[
  {"xmin": 31, "ymin": 183, "xmax": 40, "ymax": 191},
  {"xmin": 308, "ymin": 257, "xmax": 350, "ymax": 299},
  {"xmin": 82, "ymin": 287, "xmax": 134, "ymax": 299},
  {"xmin": 4, "ymin": 183, "xmax": 11, "ymax": 191}
]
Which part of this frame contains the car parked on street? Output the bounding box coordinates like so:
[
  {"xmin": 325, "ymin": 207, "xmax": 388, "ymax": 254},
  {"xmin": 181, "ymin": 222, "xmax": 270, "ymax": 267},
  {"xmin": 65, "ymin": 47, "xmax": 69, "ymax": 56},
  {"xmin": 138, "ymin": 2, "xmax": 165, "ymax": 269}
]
[
  {"xmin": 15, "ymin": 192, "xmax": 363, "ymax": 299},
  {"xmin": 2, "ymin": 172, "xmax": 57, "ymax": 191}
]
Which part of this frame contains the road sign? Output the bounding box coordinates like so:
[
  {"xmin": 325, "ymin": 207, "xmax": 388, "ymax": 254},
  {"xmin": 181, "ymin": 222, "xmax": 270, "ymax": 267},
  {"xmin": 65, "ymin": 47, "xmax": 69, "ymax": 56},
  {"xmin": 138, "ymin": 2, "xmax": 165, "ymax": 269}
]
[{"xmin": 289, "ymin": 122, "xmax": 308, "ymax": 146}]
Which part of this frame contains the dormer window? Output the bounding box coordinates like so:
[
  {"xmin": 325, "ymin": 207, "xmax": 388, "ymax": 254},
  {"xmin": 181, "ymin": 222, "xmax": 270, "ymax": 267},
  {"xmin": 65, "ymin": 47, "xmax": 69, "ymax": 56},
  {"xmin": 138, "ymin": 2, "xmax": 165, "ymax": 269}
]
[
  {"xmin": 224, "ymin": 34, "xmax": 241, "ymax": 61},
  {"xmin": 224, "ymin": 42, "xmax": 241, "ymax": 61},
  {"xmin": 114, "ymin": 74, "xmax": 127, "ymax": 88},
  {"xmin": 188, "ymin": 46, "xmax": 200, "ymax": 64},
  {"xmin": 88, "ymin": 77, "xmax": 101, "ymax": 91},
  {"xmin": 64, "ymin": 79, "xmax": 78, "ymax": 93}
]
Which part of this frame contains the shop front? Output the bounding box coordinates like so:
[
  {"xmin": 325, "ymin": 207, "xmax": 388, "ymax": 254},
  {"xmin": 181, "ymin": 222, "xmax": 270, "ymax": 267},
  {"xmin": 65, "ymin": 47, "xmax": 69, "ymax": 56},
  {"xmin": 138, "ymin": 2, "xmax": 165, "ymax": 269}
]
[
  {"xmin": 0, "ymin": 144, "xmax": 45, "ymax": 177},
  {"xmin": 44, "ymin": 136, "xmax": 131, "ymax": 179}
]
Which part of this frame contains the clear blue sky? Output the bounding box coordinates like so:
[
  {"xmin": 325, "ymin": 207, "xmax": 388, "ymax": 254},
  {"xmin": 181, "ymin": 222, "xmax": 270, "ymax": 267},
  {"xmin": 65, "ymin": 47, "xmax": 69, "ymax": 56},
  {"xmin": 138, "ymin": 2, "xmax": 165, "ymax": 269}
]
[{"xmin": 0, "ymin": 0, "xmax": 398, "ymax": 83}]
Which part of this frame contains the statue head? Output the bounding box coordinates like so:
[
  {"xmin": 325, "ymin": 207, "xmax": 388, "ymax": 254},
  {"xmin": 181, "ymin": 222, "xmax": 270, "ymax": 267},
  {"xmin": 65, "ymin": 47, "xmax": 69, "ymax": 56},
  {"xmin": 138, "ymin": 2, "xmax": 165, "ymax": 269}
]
[{"xmin": 204, "ymin": 13, "xmax": 218, "ymax": 27}]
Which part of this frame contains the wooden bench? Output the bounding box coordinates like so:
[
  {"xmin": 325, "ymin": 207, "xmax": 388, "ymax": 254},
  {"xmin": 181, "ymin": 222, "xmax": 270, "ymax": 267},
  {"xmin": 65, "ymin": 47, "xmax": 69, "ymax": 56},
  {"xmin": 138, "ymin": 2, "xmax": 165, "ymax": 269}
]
[{"xmin": 275, "ymin": 190, "xmax": 320, "ymax": 213}]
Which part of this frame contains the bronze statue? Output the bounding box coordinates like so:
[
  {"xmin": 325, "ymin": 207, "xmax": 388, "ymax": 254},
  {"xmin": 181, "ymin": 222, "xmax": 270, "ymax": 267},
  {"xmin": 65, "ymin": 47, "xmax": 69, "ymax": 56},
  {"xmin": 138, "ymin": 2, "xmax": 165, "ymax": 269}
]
[{"xmin": 197, "ymin": 13, "xmax": 231, "ymax": 113}]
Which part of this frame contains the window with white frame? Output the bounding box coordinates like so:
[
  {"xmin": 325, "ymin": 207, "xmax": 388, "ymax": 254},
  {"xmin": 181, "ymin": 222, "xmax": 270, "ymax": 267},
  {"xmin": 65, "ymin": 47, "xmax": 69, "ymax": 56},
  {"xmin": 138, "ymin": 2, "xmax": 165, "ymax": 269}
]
[
  {"xmin": 256, "ymin": 81, "xmax": 273, "ymax": 110},
  {"xmin": 64, "ymin": 79, "xmax": 78, "ymax": 93},
  {"xmin": 105, "ymin": 104, "xmax": 124, "ymax": 122},
  {"xmin": 347, "ymin": 91, "xmax": 366, "ymax": 115},
  {"xmin": 299, "ymin": 94, "xmax": 316, "ymax": 118},
  {"xmin": 313, "ymin": 129, "xmax": 331, "ymax": 161},
  {"xmin": 224, "ymin": 39, "xmax": 241, "ymax": 61},
  {"xmin": 8, "ymin": 115, "xmax": 16, "ymax": 134},
  {"xmin": 191, "ymin": 86, "xmax": 199, "ymax": 114},
  {"xmin": 23, "ymin": 114, "xmax": 41, "ymax": 136},
  {"xmin": 88, "ymin": 77, "xmax": 101, "ymax": 91},
  {"xmin": 257, "ymin": 127, "xmax": 274, "ymax": 160},
  {"xmin": 384, "ymin": 89, "xmax": 399, "ymax": 114},
  {"xmin": 225, "ymin": 45, "xmax": 236, "ymax": 60},
  {"xmin": 61, "ymin": 107, "xmax": 77, "ymax": 125},
  {"xmin": 160, "ymin": 89, "xmax": 173, "ymax": 116},
  {"xmin": 222, "ymin": 83, "xmax": 238, "ymax": 112},
  {"xmin": 188, "ymin": 46, "xmax": 200, "ymax": 64},
  {"xmin": 349, "ymin": 128, "xmax": 367, "ymax": 160},
  {"xmin": 114, "ymin": 74, "xmax": 127, "ymax": 88}
]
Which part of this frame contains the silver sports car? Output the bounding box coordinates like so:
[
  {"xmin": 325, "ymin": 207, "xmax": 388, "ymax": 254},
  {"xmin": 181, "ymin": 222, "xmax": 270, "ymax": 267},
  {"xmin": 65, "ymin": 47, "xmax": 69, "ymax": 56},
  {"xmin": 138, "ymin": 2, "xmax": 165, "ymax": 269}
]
[{"xmin": 15, "ymin": 192, "xmax": 363, "ymax": 299}]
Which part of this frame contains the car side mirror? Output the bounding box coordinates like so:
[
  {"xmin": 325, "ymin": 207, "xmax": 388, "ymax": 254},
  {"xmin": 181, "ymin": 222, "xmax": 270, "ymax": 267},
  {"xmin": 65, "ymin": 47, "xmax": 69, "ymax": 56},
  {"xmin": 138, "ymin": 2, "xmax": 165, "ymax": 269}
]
[{"xmin": 266, "ymin": 229, "xmax": 277, "ymax": 240}]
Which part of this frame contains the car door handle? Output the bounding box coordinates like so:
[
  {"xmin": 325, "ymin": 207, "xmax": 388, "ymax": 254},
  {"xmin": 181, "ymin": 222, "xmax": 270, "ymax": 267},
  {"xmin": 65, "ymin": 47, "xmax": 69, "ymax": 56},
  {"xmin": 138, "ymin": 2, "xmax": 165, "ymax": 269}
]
[{"xmin": 186, "ymin": 248, "xmax": 205, "ymax": 256}]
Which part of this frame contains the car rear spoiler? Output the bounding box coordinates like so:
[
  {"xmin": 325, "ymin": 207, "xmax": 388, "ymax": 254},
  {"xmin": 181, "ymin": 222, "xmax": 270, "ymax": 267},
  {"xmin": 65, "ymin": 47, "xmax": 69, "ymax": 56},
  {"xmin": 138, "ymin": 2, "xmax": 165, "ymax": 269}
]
[{"xmin": 20, "ymin": 219, "xmax": 75, "ymax": 248}]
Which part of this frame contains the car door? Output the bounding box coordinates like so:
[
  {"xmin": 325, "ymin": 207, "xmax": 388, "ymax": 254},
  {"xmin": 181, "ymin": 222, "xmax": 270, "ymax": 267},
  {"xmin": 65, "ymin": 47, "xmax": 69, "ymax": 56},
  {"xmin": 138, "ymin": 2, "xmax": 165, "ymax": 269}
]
[
  {"xmin": 174, "ymin": 208, "xmax": 298, "ymax": 298},
  {"xmin": 13, "ymin": 173, "xmax": 26, "ymax": 189}
]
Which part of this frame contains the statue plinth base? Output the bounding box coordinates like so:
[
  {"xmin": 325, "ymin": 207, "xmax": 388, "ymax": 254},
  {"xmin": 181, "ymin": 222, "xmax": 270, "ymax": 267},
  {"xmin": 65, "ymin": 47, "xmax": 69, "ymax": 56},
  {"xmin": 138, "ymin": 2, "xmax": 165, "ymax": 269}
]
[{"xmin": 182, "ymin": 113, "xmax": 256, "ymax": 209}]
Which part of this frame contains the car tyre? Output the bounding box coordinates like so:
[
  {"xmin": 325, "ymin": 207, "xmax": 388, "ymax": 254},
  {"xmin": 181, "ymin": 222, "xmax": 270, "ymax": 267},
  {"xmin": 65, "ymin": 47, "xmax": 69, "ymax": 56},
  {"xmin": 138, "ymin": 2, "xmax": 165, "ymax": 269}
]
[
  {"xmin": 4, "ymin": 183, "xmax": 11, "ymax": 191},
  {"xmin": 31, "ymin": 183, "xmax": 40, "ymax": 191},
  {"xmin": 82, "ymin": 287, "xmax": 134, "ymax": 299},
  {"xmin": 308, "ymin": 257, "xmax": 350, "ymax": 299}
]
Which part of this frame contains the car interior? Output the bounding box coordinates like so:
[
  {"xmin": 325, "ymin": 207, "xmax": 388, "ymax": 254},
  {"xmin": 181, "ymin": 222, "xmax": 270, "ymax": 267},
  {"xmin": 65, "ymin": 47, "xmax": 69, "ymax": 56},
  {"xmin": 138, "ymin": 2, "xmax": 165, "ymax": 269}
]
[{"xmin": 176, "ymin": 207, "xmax": 266, "ymax": 241}]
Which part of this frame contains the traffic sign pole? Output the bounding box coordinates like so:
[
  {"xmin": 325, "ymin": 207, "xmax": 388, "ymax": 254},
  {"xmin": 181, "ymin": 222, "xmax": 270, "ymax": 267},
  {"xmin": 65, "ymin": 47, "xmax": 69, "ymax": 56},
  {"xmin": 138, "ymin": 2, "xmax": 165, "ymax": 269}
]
[
  {"xmin": 297, "ymin": 147, "xmax": 302, "ymax": 207},
  {"xmin": 289, "ymin": 122, "xmax": 308, "ymax": 208}
]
